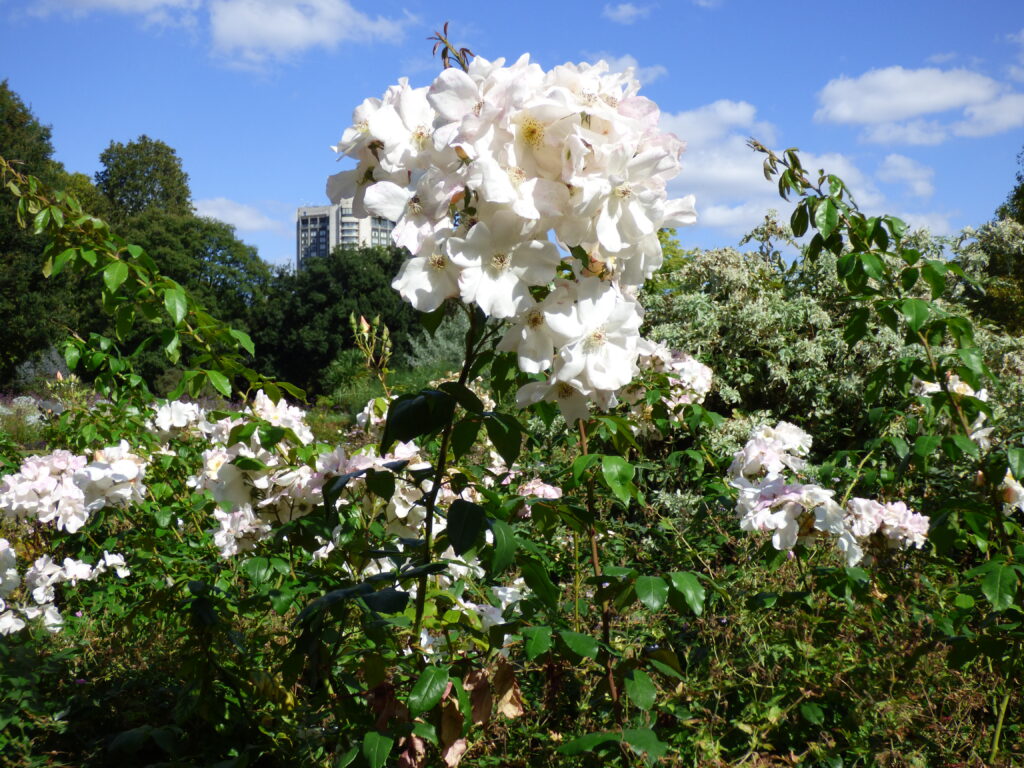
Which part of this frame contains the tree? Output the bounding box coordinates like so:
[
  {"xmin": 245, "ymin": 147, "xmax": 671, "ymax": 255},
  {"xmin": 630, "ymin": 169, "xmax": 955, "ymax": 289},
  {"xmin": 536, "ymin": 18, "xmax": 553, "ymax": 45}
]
[
  {"xmin": 0, "ymin": 81, "xmax": 85, "ymax": 385},
  {"xmin": 252, "ymin": 245, "xmax": 418, "ymax": 394},
  {"xmin": 95, "ymin": 135, "xmax": 191, "ymax": 222},
  {"xmin": 996, "ymin": 143, "xmax": 1024, "ymax": 226},
  {"xmin": 118, "ymin": 210, "xmax": 272, "ymax": 325}
]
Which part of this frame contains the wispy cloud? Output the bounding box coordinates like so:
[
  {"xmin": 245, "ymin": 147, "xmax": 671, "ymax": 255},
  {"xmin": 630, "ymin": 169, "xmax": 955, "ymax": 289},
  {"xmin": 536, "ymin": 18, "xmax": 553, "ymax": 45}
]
[
  {"xmin": 585, "ymin": 52, "xmax": 666, "ymax": 85},
  {"xmin": 195, "ymin": 197, "xmax": 287, "ymax": 233},
  {"xmin": 877, "ymin": 154, "xmax": 935, "ymax": 197},
  {"xmin": 19, "ymin": 0, "xmax": 413, "ymax": 68},
  {"xmin": 601, "ymin": 3, "xmax": 650, "ymax": 24},
  {"xmin": 27, "ymin": 0, "xmax": 200, "ymax": 25}
]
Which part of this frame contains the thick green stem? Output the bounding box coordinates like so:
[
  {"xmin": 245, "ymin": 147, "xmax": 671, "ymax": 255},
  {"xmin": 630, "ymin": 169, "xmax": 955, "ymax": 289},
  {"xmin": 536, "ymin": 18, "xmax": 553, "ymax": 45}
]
[
  {"xmin": 578, "ymin": 420, "xmax": 620, "ymax": 708},
  {"xmin": 989, "ymin": 691, "xmax": 1010, "ymax": 764},
  {"xmin": 412, "ymin": 309, "xmax": 481, "ymax": 640}
]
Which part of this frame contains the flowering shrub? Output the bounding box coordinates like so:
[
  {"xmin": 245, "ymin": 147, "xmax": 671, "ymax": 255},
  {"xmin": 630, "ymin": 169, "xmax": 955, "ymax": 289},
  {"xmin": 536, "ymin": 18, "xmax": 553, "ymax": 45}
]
[{"xmin": 0, "ymin": 33, "xmax": 1022, "ymax": 768}]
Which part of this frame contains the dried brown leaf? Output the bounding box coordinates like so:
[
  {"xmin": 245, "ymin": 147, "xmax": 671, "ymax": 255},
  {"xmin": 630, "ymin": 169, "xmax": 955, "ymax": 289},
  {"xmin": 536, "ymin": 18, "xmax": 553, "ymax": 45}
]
[{"xmin": 493, "ymin": 659, "xmax": 525, "ymax": 719}]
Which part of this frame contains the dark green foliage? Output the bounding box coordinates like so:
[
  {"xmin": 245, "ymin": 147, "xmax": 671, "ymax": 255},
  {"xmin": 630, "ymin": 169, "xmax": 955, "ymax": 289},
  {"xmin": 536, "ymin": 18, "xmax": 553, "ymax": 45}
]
[
  {"xmin": 252, "ymin": 245, "xmax": 418, "ymax": 394},
  {"xmin": 0, "ymin": 81, "xmax": 86, "ymax": 384},
  {"xmin": 996, "ymin": 143, "xmax": 1024, "ymax": 227},
  {"xmin": 95, "ymin": 135, "xmax": 191, "ymax": 222},
  {"xmin": 117, "ymin": 210, "xmax": 271, "ymax": 327}
]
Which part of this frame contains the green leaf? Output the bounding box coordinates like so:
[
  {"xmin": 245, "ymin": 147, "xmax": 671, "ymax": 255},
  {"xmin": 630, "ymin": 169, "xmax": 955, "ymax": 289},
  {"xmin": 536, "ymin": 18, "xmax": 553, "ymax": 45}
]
[
  {"xmin": 956, "ymin": 347, "xmax": 985, "ymax": 377},
  {"xmin": 572, "ymin": 453, "xmax": 601, "ymax": 484},
  {"xmin": 981, "ymin": 565, "xmax": 1018, "ymax": 612},
  {"xmin": 921, "ymin": 261, "xmax": 947, "ymax": 298},
  {"xmin": 163, "ymin": 287, "xmax": 187, "ymax": 325},
  {"xmin": 557, "ymin": 732, "xmax": 621, "ymax": 755},
  {"xmin": 790, "ymin": 203, "xmax": 809, "ymax": 237},
  {"xmin": 334, "ymin": 746, "xmax": 358, "ymax": 768},
  {"xmin": 205, "ymin": 370, "xmax": 232, "ymax": 398},
  {"xmin": 518, "ymin": 556, "xmax": 560, "ymax": 609},
  {"xmin": 408, "ymin": 665, "xmax": 450, "ymax": 716},
  {"xmin": 901, "ymin": 298, "xmax": 929, "ymax": 333},
  {"xmin": 522, "ymin": 625, "xmax": 552, "ymax": 660},
  {"xmin": 229, "ymin": 328, "xmax": 255, "ymax": 356},
  {"xmin": 559, "ymin": 629, "xmax": 599, "ymax": 659},
  {"xmin": 901, "ymin": 267, "xmax": 919, "ymax": 292},
  {"xmin": 800, "ymin": 701, "xmax": 825, "ymax": 725},
  {"xmin": 64, "ymin": 342, "xmax": 81, "ymax": 371},
  {"xmin": 843, "ymin": 307, "xmax": 869, "ymax": 346},
  {"xmin": 451, "ymin": 418, "xmax": 481, "ymax": 461},
  {"xmin": 669, "ymin": 571, "xmax": 705, "ymax": 616},
  {"xmin": 365, "ymin": 468, "xmax": 395, "ymax": 501},
  {"xmin": 362, "ymin": 588, "xmax": 409, "ymax": 614},
  {"xmin": 622, "ymin": 728, "xmax": 669, "ymax": 762},
  {"xmin": 241, "ymin": 556, "xmax": 274, "ymax": 584},
  {"xmin": 913, "ymin": 435, "xmax": 942, "ymax": 459},
  {"xmin": 485, "ymin": 412, "xmax": 522, "ymax": 468},
  {"xmin": 1007, "ymin": 447, "xmax": 1024, "ymax": 480},
  {"xmin": 103, "ymin": 260, "xmax": 129, "ymax": 294},
  {"xmin": 814, "ymin": 199, "xmax": 839, "ymax": 238},
  {"xmin": 947, "ymin": 434, "xmax": 980, "ymax": 459},
  {"xmin": 489, "ymin": 519, "xmax": 516, "ymax": 574},
  {"xmin": 380, "ymin": 390, "xmax": 455, "ymax": 453},
  {"xmin": 624, "ymin": 669, "xmax": 657, "ymax": 710},
  {"xmin": 447, "ymin": 499, "xmax": 485, "ymax": 556},
  {"xmin": 860, "ymin": 251, "xmax": 885, "ymax": 281},
  {"xmin": 439, "ymin": 381, "xmax": 485, "ymax": 412},
  {"xmin": 634, "ymin": 575, "xmax": 669, "ymax": 611},
  {"xmin": 601, "ymin": 455, "xmax": 636, "ymax": 506},
  {"xmin": 361, "ymin": 731, "xmax": 394, "ymax": 768}
]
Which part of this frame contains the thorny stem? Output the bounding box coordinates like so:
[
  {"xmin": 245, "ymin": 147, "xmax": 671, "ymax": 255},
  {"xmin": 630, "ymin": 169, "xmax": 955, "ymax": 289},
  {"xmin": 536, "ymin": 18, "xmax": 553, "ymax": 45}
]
[
  {"xmin": 989, "ymin": 690, "xmax": 1010, "ymax": 764},
  {"xmin": 412, "ymin": 308, "xmax": 482, "ymax": 640},
  {"xmin": 577, "ymin": 420, "xmax": 620, "ymax": 709},
  {"xmin": 840, "ymin": 450, "xmax": 875, "ymax": 507}
]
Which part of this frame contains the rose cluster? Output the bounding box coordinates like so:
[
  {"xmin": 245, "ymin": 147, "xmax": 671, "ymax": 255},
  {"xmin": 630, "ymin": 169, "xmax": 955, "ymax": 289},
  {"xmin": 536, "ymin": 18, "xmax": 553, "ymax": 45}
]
[
  {"xmin": 729, "ymin": 422, "xmax": 929, "ymax": 565},
  {"xmin": 328, "ymin": 55, "xmax": 696, "ymax": 422},
  {"xmin": 0, "ymin": 540, "xmax": 129, "ymax": 636},
  {"xmin": 0, "ymin": 442, "xmax": 147, "ymax": 534}
]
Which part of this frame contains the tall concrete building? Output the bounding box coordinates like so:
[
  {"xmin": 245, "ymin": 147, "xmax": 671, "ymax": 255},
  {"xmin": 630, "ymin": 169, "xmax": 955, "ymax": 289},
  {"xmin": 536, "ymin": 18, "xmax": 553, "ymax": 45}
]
[{"xmin": 295, "ymin": 198, "xmax": 396, "ymax": 269}]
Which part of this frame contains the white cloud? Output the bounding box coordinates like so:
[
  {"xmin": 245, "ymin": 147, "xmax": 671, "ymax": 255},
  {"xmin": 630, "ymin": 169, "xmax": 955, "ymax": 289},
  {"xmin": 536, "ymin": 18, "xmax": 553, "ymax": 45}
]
[
  {"xmin": 664, "ymin": 100, "xmax": 887, "ymax": 240},
  {"xmin": 601, "ymin": 3, "xmax": 649, "ymax": 24},
  {"xmin": 926, "ymin": 52, "xmax": 957, "ymax": 65},
  {"xmin": 209, "ymin": 0, "xmax": 412, "ymax": 67},
  {"xmin": 817, "ymin": 65, "xmax": 1024, "ymax": 145},
  {"xmin": 1007, "ymin": 28, "xmax": 1024, "ymax": 82},
  {"xmin": 195, "ymin": 197, "xmax": 286, "ymax": 233},
  {"xmin": 661, "ymin": 99, "xmax": 775, "ymax": 148},
  {"xmin": 22, "ymin": 0, "xmax": 412, "ymax": 67},
  {"xmin": 953, "ymin": 93, "xmax": 1024, "ymax": 137},
  {"xmin": 816, "ymin": 66, "xmax": 1000, "ymax": 124},
  {"xmin": 27, "ymin": 0, "xmax": 199, "ymax": 24},
  {"xmin": 691, "ymin": 0, "xmax": 721, "ymax": 7},
  {"xmin": 860, "ymin": 120, "xmax": 947, "ymax": 146},
  {"xmin": 587, "ymin": 53, "xmax": 667, "ymax": 85},
  {"xmin": 897, "ymin": 210, "xmax": 954, "ymax": 236},
  {"xmin": 877, "ymin": 154, "xmax": 934, "ymax": 197}
]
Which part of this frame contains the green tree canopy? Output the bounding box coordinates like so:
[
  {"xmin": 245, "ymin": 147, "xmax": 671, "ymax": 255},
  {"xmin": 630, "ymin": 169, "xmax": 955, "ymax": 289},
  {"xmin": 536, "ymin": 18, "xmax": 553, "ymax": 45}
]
[
  {"xmin": 118, "ymin": 210, "xmax": 272, "ymax": 325},
  {"xmin": 252, "ymin": 245, "xmax": 419, "ymax": 394},
  {"xmin": 95, "ymin": 134, "xmax": 191, "ymax": 222},
  {"xmin": 0, "ymin": 81, "xmax": 85, "ymax": 385}
]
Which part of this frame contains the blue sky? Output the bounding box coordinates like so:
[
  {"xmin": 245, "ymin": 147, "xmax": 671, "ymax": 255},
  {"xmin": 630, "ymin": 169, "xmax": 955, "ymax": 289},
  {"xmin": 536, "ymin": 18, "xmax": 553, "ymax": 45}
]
[{"xmin": 2, "ymin": 0, "xmax": 1023, "ymax": 266}]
